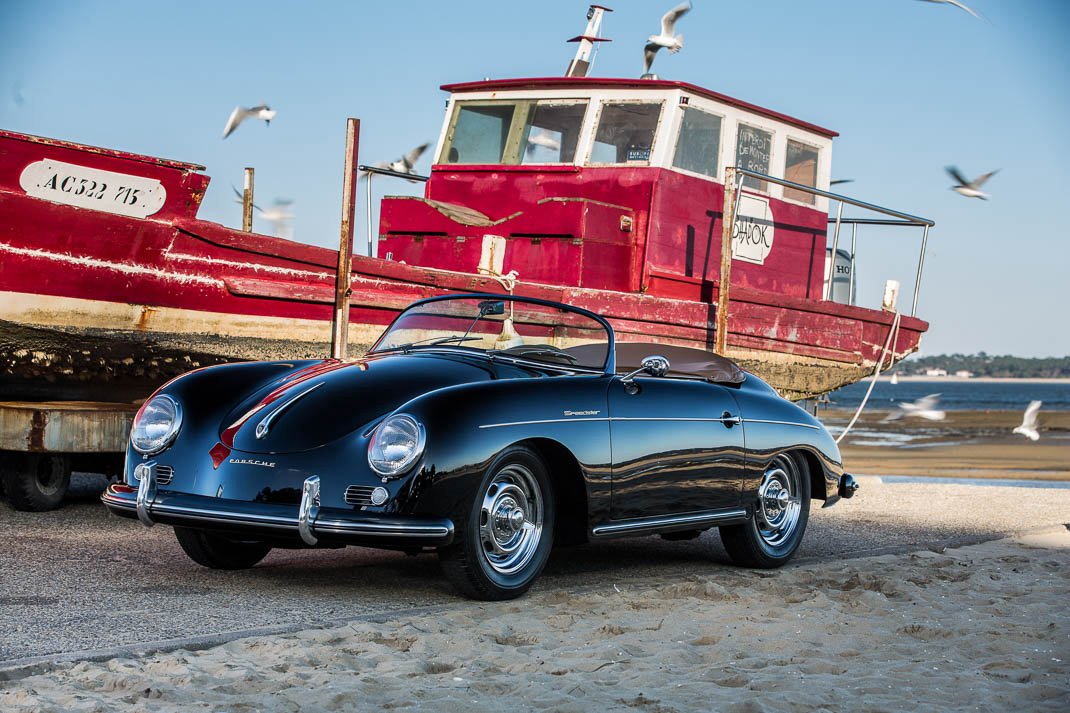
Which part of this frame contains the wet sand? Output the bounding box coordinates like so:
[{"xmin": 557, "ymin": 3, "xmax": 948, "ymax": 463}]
[
  {"xmin": 2, "ymin": 528, "xmax": 1067, "ymax": 712},
  {"xmin": 823, "ymin": 409, "xmax": 1070, "ymax": 480}
]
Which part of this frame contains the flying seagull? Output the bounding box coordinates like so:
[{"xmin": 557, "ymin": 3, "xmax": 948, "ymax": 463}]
[
  {"xmin": 643, "ymin": 1, "xmax": 692, "ymax": 77},
  {"xmin": 945, "ymin": 166, "xmax": 999, "ymax": 200},
  {"xmin": 885, "ymin": 393, "xmax": 946, "ymax": 422},
  {"xmin": 830, "ymin": 179, "xmax": 854, "ymax": 186},
  {"xmin": 222, "ymin": 104, "xmax": 277, "ymax": 139},
  {"xmin": 365, "ymin": 142, "xmax": 430, "ymax": 182},
  {"xmin": 230, "ymin": 186, "xmax": 294, "ymax": 238},
  {"xmin": 916, "ymin": 0, "xmax": 981, "ymax": 19},
  {"xmin": 1012, "ymin": 400, "xmax": 1042, "ymax": 441}
]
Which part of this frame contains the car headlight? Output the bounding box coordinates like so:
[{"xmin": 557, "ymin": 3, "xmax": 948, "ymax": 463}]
[
  {"xmin": 368, "ymin": 414, "xmax": 425, "ymax": 477},
  {"xmin": 131, "ymin": 395, "xmax": 182, "ymax": 455}
]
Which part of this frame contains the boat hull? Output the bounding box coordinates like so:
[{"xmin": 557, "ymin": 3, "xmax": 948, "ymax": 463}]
[{"xmin": 0, "ymin": 129, "xmax": 926, "ymax": 404}]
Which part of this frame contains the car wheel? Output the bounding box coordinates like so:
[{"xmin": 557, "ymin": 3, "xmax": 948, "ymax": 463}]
[
  {"xmin": 720, "ymin": 452, "xmax": 810, "ymax": 569},
  {"xmin": 0, "ymin": 452, "xmax": 71, "ymax": 512},
  {"xmin": 439, "ymin": 445, "xmax": 555, "ymax": 600},
  {"xmin": 173, "ymin": 527, "xmax": 273, "ymax": 570}
]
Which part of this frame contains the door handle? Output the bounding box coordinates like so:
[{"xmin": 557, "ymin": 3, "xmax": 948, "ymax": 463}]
[{"xmin": 720, "ymin": 411, "xmax": 741, "ymax": 428}]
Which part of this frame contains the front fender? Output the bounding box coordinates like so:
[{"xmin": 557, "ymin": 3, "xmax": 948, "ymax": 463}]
[{"xmin": 394, "ymin": 375, "xmax": 613, "ymax": 529}]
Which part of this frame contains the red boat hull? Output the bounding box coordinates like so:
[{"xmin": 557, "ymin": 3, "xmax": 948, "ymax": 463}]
[{"xmin": 0, "ymin": 129, "xmax": 926, "ymax": 402}]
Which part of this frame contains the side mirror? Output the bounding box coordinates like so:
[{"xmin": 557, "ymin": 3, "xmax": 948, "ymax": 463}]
[{"xmin": 621, "ymin": 354, "xmax": 671, "ymax": 384}]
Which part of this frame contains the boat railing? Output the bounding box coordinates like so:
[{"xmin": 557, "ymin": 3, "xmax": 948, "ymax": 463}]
[
  {"xmin": 712, "ymin": 166, "xmax": 933, "ymax": 355},
  {"xmin": 726, "ymin": 167, "xmax": 934, "ymax": 317}
]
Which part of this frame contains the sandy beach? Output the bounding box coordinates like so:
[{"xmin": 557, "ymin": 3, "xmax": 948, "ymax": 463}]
[
  {"xmin": 2, "ymin": 527, "xmax": 1067, "ymax": 712},
  {"xmin": 1, "ymin": 410, "xmax": 1067, "ymax": 711}
]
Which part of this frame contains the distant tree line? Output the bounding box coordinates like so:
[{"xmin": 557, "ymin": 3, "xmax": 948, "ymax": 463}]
[{"xmin": 899, "ymin": 353, "xmax": 1070, "ymax": 378}]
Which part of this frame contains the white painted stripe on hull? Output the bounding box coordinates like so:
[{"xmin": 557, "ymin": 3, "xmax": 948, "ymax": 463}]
[
  {"xmin": 0, "ymin": 241, "xmax": 222, "ymax": 288},
  {"xmin": 0, "ymin": 291, "xmax": 384, "ymax": 346}
]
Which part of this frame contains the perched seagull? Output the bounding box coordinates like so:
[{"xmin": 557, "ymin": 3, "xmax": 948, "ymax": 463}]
[
  {"xmin": 1012, "ymin": 400, "xmax": 1042, "ymax": 441},
  {"xmin": 643, "ymin": 1, "xmax": 692, "ymax": 77},
  {"xmin": 885, "ymin": 393, "xmax": 946, "ymax": 422},
  {"xmin": 222, "ymin": 104, "xmax": 277, "ymax": 139},
  {"xmin": 366, "ymin": 142, "xmax": 430, "ymax": 182},
  {"xmin": 916, "ymin": 0, "xmax": 981, "ymax": 20},
  {"xmin": 946, "ymin": 166, "xmax": 999, "ymax": 200},
  {"xmin": 526, "ymin": 129, "xmax": 561, "ymax": 155}
]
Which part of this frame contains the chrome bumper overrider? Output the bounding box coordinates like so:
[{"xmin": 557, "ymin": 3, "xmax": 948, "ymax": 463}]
[
  {"xmin": 103, "ymin": 474, "xmax": 454, "ymax": 546},
  {"xmin": 838, "ymin": 473, "xmax": 860, "ymax": 499}
]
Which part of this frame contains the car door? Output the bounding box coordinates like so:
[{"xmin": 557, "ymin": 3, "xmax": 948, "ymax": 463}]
[{"xmin": 607, "ymin": 376, "xmax": 745, "ymax": 520}]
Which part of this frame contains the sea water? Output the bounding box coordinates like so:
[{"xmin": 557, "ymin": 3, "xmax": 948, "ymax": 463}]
[{"xmin": 827, "ymin": 379, "xmax": 1070, "ymax": 411}]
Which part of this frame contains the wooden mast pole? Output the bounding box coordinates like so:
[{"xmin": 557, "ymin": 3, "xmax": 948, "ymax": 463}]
[
  {"xmin": 331, "ymin": 118, "xmax": 360, "ymax": 360},
  {"xmin": 241, "ymin": 167, "xmax": 254, "ymax": 232},
  {"xmin": 714, "ymin": 167, "xmax": 738, "ymax": 356}
]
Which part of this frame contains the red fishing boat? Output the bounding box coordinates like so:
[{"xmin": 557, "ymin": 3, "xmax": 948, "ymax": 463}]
[{"xmin": 0, "ymin": 15, "xmax": 933, "ymax": 410}]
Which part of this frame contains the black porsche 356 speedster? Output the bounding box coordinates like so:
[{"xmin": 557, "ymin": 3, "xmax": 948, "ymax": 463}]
[{"xmin": 103, "ymin": 294, "xmax": 858, "ymax": 600}]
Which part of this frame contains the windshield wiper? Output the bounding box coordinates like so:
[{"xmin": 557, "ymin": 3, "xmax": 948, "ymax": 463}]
[{"xmin": 376, "ymin": 336, "xmax": 482, "ymax": 353}]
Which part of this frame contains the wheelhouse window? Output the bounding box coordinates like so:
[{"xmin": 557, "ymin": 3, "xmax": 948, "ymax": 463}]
[
  {"xmin": 672, "ymin": 106, "xmax": 722, "ymax": 178},
  {"xmin": 444, "ymin": 103, "xmax": 516, "ymax": 164},
  {"xmin": 521, "ymin": 101, "xmax": 587, "ymax": 164},
  {"xmin": 440, "ymin": 99, "xmax": 589, "ymax": 166},
  {"xmin": 735, "ymin": 124, "xmax": 772, "ymax": 191},
  {"xmin": 784, "ymin": 139, "xmax": 819, "ymax": 204},
  {"xmin": 589, "ymin": 102, "xmax": 663, "ymax": 164}
]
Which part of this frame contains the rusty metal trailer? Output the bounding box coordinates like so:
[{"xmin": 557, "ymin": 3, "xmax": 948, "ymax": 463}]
[{"xmin": 0, "ymin": 401, "xmax": 136, "ymax": 511}]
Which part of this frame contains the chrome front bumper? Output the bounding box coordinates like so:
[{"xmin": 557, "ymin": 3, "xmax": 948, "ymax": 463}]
[{"xmin": 104, "ymin": 467, "xmax": 454, "ymax": 547}]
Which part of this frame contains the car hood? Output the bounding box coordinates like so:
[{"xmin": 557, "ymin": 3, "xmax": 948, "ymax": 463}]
[{"xmin": 221, "ymin": 354, "xmax": 495, "ymax": 454}]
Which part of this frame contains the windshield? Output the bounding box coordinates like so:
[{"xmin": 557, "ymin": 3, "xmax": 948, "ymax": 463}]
[{"xmin": 369, "ymin": 296, "xmax": 611, "ymax": 371}]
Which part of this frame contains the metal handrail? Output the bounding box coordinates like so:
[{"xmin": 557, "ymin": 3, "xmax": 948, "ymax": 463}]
[
  {"xmin": 356, "ymin": 165, "xmax": 429, "ymax": 182},
  {"xmin": 827, "ymin": 218, "xmax": 928, "ymax": 226},
  {"xmin": 729, "ymin": 168, "xmax": 933, "ymax": 317},
  {"xmin": 735, "ymin": 169, "xmax": 934, "ymax": 226}
]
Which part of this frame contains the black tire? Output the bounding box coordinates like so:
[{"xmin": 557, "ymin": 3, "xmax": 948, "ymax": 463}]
[
  {"xmin": 720, "ymin": 452, "xmax": 810, "ymax": 569},
  {"xmin": 439, "ymin": 445, "xmax": 555, "ymax": 600},
  {"xmin": 173, "ymin": 527, "xmax": 273, "ymax": 570},
  {"xmin": 0, "ymin": 452, "xmax": 71, "ymax": 512}
]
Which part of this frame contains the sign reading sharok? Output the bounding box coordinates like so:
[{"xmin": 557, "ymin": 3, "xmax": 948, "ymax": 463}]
[
  {"xmin": 19, "ymin": 160, "xmax": 166, "ymax": 219},
  {"xmin": 731, "ymin": 194, "xmax": 775, "ymax": 265}
]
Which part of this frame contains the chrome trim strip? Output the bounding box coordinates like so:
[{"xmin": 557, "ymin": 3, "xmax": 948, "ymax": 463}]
[
  {"xmin": 256, "ymin": 382, "xmax": 324, "ymax": 440},
  {"xmin": 742, "ymin": 419, "xmax": 819, "ymax": 430},
  {"xmin": 479, "ymin": 417, "xmax": 605, "ymax": 429},
  {"xmin": 610, "ymin": 417, "xmax": 738, "ymax": 422},
  {"xmin": 135, "ymin": 461, "xmax": 157, "ymax": 527},
  {"xmin": 591, "ymin": 508, "xmax": 748, "ymax": 537},
  {"xmin": 480, "ymin": 416, "xmax": 743, "ymax": 429},
  {"xmin": 298, "ymin": 475, "xmax": 321, "ymax": 546}
]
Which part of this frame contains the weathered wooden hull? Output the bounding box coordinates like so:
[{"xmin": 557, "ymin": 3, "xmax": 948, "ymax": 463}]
[{"xmin": 0, "ymin": 129, "xmax": 927, "ymax": 403}]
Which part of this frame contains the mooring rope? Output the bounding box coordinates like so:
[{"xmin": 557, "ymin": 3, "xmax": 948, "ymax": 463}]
[{"xmin": 835, "ymin": 310, "xmax": 902, "ymax": 444}]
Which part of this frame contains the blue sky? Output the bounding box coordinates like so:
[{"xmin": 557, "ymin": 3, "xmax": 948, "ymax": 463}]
[{"xmin": 1, "ymin": 1, "xmax": 1068, "ymax": 357}]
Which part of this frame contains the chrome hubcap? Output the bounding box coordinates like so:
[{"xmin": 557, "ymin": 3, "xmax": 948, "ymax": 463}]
[
  {"xmin": 755, "ymin": 456, "xmax": 802, "ymax": 548},
  {"xmin": 479, "ymin": 464, "xmax": 543, "ymax": 575}
]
